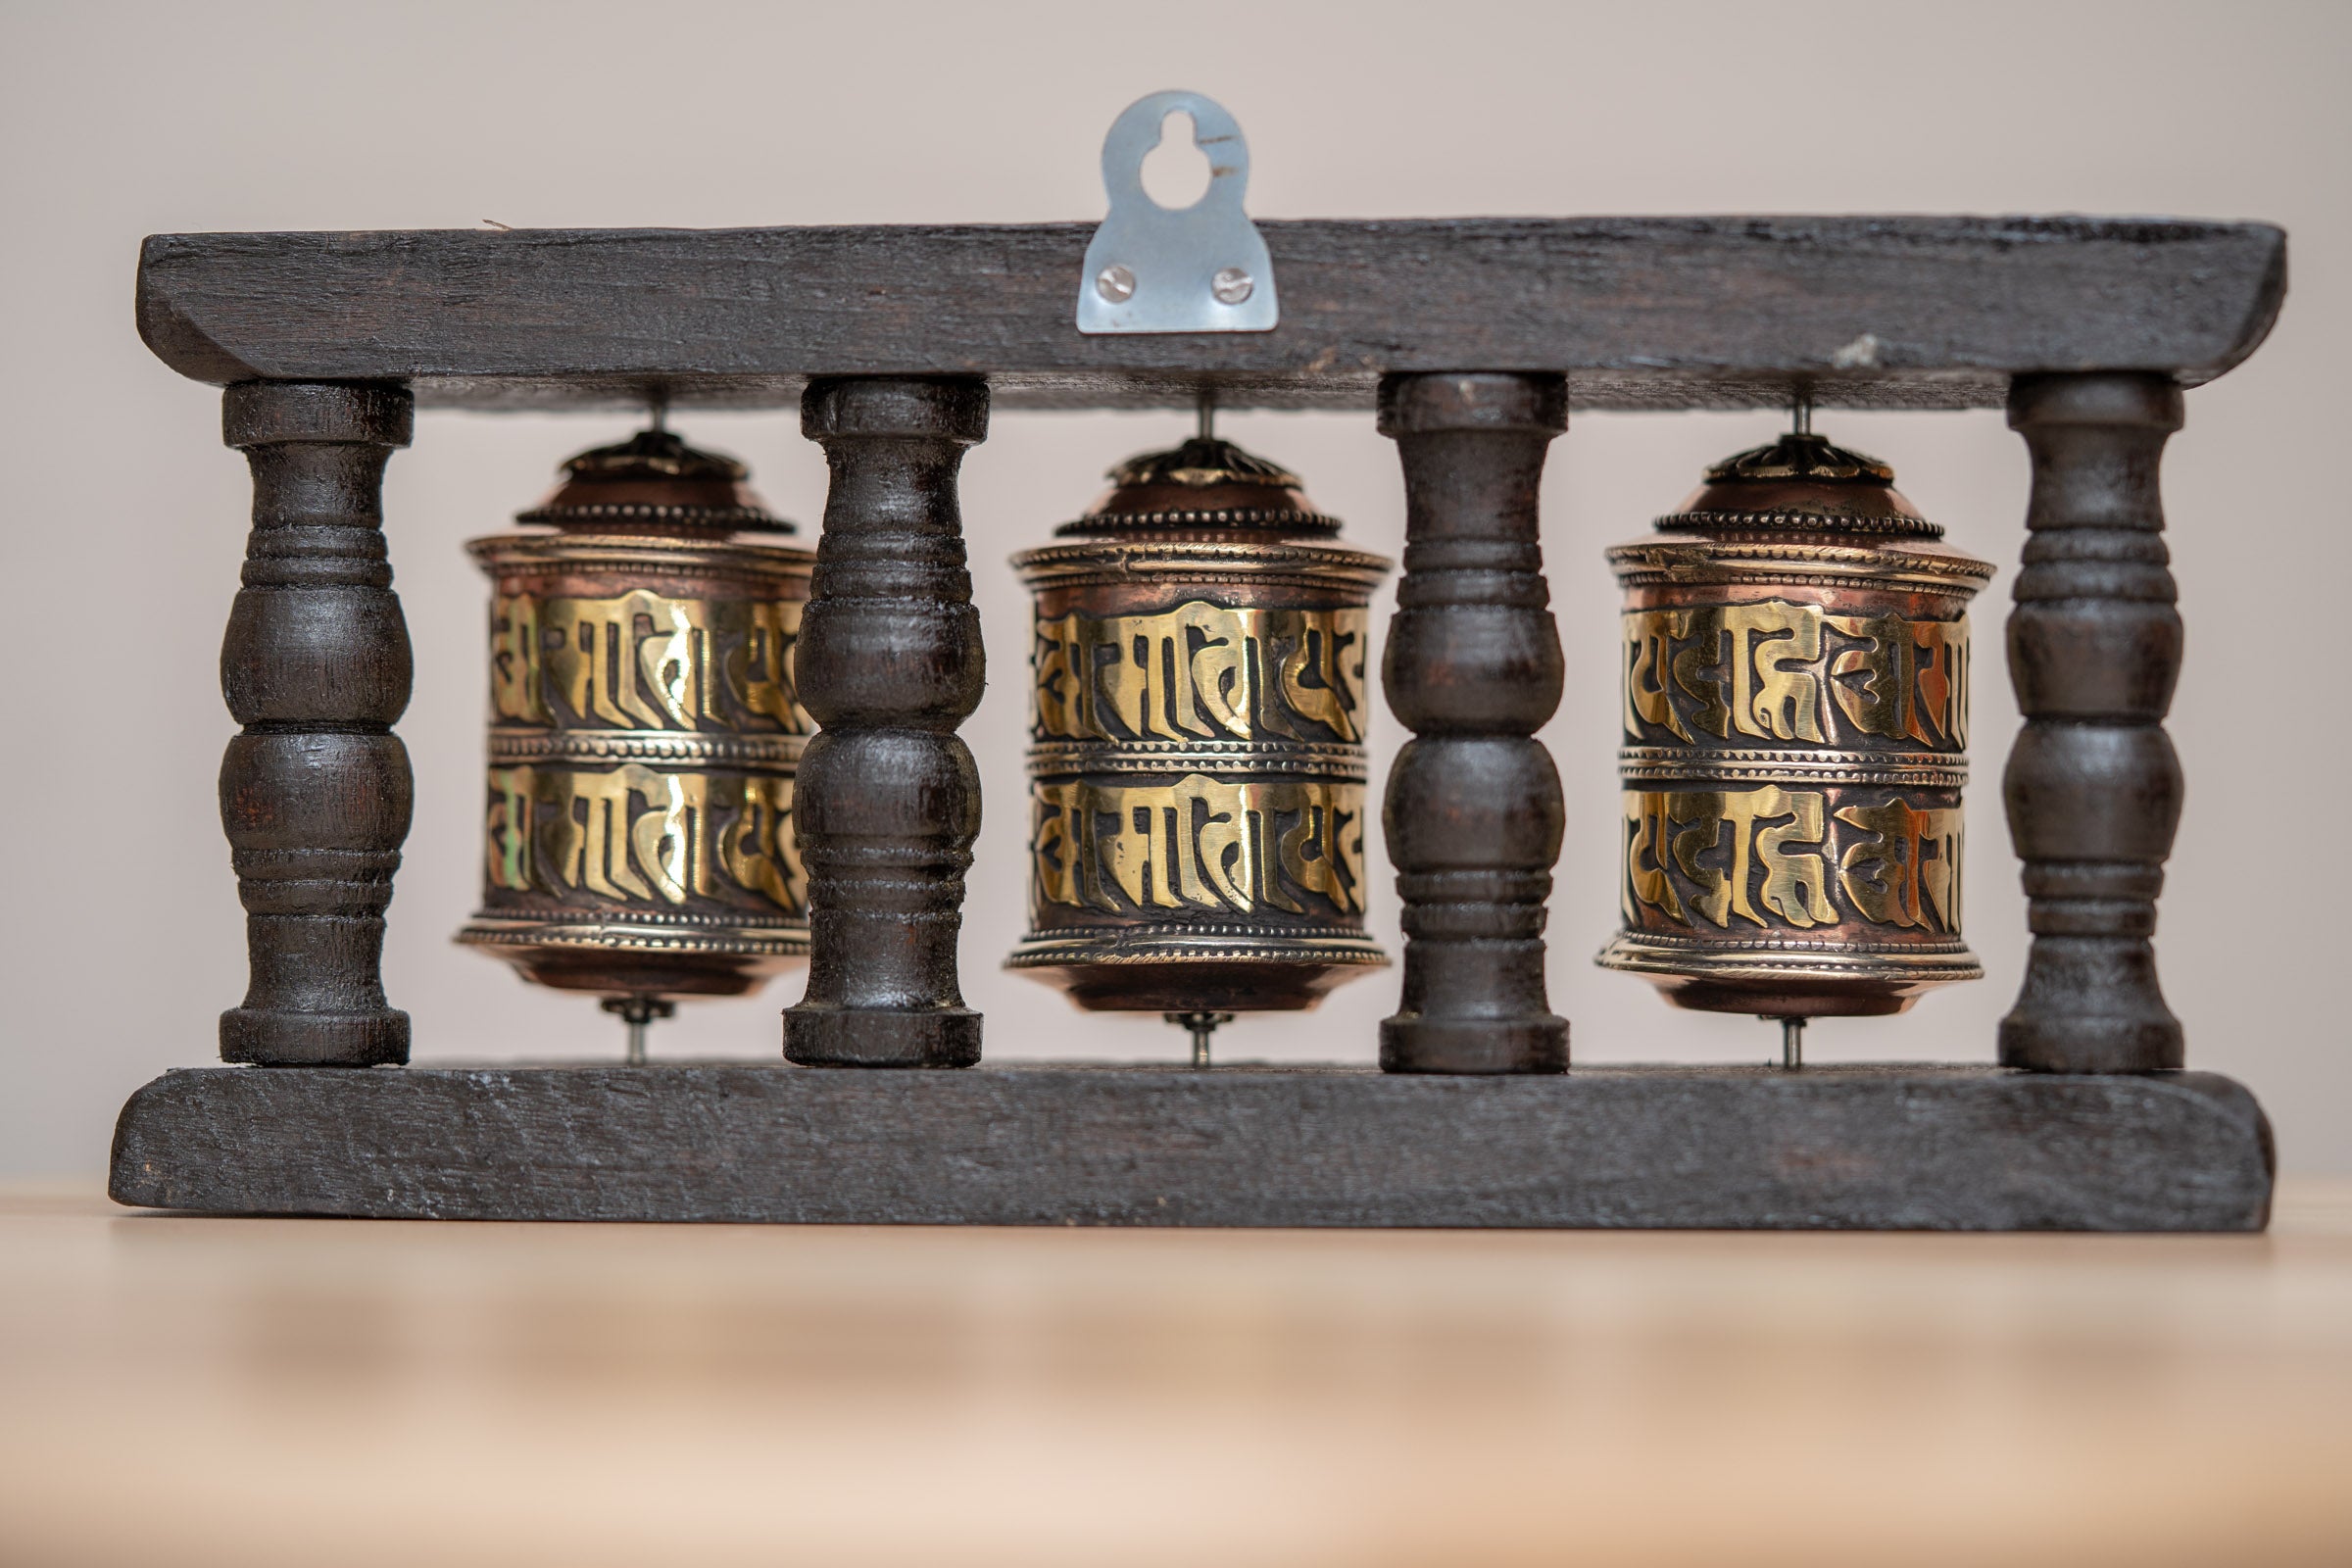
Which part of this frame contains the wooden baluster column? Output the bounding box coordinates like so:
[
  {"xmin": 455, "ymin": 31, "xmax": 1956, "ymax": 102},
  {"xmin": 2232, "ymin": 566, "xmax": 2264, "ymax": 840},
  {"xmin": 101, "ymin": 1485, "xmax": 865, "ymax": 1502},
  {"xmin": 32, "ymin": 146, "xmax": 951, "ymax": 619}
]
[
  {"xmin": 784, "ymin": 378, "xmax": 989, "ymax": 1067},
  {"xmin": 1377, "ymin": 372, "xmax": 1571, "ymax": 1074},
  {"xmin": 2001, "ymin": 373, "xmax": 2186, "ymax": 1071},
  {"xmin": 219, "ymin": 381, "xmax": 416, "ymax": 1065}
]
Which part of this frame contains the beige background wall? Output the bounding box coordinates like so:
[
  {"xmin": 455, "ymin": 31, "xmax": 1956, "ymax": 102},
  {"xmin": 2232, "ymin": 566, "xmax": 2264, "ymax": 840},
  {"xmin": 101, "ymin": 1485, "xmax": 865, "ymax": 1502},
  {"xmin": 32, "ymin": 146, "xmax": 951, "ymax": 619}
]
[{"xmin": 2, "ymin": 0, "xmax": 2344, "ymax": 1175}]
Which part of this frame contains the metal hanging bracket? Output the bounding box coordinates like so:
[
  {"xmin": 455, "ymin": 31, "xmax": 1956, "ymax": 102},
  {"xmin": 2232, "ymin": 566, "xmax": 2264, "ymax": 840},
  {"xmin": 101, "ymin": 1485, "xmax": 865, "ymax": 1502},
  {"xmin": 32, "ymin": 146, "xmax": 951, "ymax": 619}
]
[{"xmin": 1076, "ymin": 91, "xmax": 1279, "ymax": 335}]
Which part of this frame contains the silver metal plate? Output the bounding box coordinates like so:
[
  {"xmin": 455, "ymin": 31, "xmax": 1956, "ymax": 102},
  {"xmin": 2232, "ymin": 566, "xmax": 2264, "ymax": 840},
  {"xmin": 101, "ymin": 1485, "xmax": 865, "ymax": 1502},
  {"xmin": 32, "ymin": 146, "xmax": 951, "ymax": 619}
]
[{"xmin": 1076, "ymin": 91, "xmax": 1278, "ymax": 335}]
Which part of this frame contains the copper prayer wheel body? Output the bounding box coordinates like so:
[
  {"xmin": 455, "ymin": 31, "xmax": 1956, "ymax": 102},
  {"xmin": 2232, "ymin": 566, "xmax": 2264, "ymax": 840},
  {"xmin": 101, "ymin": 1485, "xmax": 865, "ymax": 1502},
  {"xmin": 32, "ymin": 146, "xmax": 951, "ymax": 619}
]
[
  {"xmin": 455, "ymin": 428, "xmax": 815, "ymax": 1000},
  {"xmin": 1006, "ymin": 434, "xmax": 1392, "ymax": 1012},
  {"xmin": 1595, "ymin": 430, "xmax": 1996, "ymax": 1017}
]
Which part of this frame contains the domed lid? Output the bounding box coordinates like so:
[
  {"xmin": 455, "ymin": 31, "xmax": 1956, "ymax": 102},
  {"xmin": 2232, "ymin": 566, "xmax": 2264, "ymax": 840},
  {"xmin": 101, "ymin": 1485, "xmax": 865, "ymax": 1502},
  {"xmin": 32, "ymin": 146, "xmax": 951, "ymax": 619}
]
[
  {"xmin": 1057, "ymin": 415, "xmax": 1342, "ymax": 539},
  {"xmin": 517, "ymin": 425, "xmax": 787, "ymax": 534},
  {"xmin": 1660, "ymin": 428, "xmax": 1939, "ymax": 539}
]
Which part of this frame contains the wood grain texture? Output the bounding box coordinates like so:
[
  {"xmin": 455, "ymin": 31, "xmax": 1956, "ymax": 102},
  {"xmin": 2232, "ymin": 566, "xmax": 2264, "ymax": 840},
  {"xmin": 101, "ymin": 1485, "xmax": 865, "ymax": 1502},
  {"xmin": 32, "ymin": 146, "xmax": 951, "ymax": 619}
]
[
  {"xmin": 133, "ymin": 218, "xmax": 2285, "ymax": 413},
  {"xmin": 782, "ymin": 378, "xmax": 988, "ymax": 1067},
  {"xmin": 2001, "ymin": 375, "xmax": 2185, "ymax": 1071},
  {"xmin": 218, "ymin": 382, "xmax": 414, "ymax": 1066},
  {"xmin": 108, "ymin": 1063, "xmax": 2273, "ymax": 1231},
  {"xmin": 1377, "ymin": 374, "xmax": 1570, "ymax": 1073}
]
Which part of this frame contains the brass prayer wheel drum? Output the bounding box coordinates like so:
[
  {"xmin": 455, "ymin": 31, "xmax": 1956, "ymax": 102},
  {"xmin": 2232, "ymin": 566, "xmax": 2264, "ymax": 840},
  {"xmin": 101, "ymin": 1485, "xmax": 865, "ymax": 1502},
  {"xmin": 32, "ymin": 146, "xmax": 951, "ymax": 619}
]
[
  {"xmin": 1006, "ymin": 431, "xmax": 1392, "ymax": 1012},
  {"xmin": 1596, "ymin": 426, "xmax": 1996, "ymax": 1017},
  {"xmin": 456, "ymin": 426, "xmax": 815, "ymax": 1000}
]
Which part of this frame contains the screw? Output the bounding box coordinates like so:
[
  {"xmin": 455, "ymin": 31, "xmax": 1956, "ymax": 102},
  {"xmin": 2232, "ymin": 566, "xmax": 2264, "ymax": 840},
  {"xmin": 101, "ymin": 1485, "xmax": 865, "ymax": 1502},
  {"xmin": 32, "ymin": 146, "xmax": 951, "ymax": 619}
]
[
  {"xmin": 1212, "ymin": 267, "xmax": 1254, "ymax": 305},
  {"xmin": 1096, "ymin": 265, "xmax": 1136, "ymax": 303}
]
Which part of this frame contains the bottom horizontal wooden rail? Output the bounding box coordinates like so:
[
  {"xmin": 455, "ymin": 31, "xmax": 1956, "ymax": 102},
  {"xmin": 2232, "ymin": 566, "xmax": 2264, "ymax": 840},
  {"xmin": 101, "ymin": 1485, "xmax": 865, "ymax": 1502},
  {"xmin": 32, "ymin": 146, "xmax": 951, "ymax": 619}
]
[{"xmin": 109, "ymin": 1062, "xmax": 2273, "ymax": 1232}]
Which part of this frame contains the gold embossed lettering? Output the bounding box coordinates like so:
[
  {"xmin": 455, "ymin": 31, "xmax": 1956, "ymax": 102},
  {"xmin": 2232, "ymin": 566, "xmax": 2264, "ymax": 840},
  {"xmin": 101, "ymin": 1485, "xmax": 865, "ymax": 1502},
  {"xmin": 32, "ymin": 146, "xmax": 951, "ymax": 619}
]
[
  {"xmin": 1625, "ymin": 599, "xmax": 1971, "ymax": 750},
  {"xmin": 494, "ymin": 590, "xmax": 810, "ymax": 734},
  {"xmin": 486, "ymin": 767, "xmax": 534, "ymax": 890},
  {"xmin": 1030, "ymin": 602, "xmax": 1369, "ymax": 744},
  {"xmin": 1621, "ymin": 790, "xmax": 1685, "ymax": 924},
  {"xmin": 489, "ymin": 596, "xmax": 551, "ymax": 724},
  {"xmin": 719, "ymin": 774, "xmax": 803, "ymax": 911},
  {"xmin": 1028, "ymin": 775, "xmax": 1366, "ymax": 918},
  {"xmin": 1837, "ymin": 799, "xmax": 1964, "ymax": 930},
  {"xmin": 1727, "ymin": 602, "xmax": 1828, "ymax": 743},
  {"xmin": 1623, "ymin": 611, "xmax": 1692, "ymax": 742},
  {"xmin": 1627, "ymin": 786, "xmax": 1837, "ymax": 931},
  {"xmin": 485, "ymin": 763, "xmax": 804, "ymax": 915}
]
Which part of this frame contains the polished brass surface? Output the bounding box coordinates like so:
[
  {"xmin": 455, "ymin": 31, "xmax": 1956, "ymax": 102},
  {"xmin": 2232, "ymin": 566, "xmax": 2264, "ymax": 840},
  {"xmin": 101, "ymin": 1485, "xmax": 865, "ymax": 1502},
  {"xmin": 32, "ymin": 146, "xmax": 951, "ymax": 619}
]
[
  {"xmin": 1596, "ymin": 427, "xmax": 1994, "ymax": 1018},
  {"xmin": 1008, "ymin": 431, "xmax": 1390, "ymax": 1013},
  {"xmin": 457, "ymin": 427, "xmax": 813, "ymax": 1002}
]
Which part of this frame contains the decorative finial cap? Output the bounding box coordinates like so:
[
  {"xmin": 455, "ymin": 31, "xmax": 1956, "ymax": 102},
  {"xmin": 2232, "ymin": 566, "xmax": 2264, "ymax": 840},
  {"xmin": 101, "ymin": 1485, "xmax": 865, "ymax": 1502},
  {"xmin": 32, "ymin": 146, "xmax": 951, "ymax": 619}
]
[
  {"xmin": 1660, "ymin": 430, "xmax": 1937, "ymax": 537},
  {"xmin": 518, "ymin": 427, "xmax": 787, "ymax": 533},
  {"xmin": 1058, "ymin": 434, "xmax": 1340, "ymax": 538}
]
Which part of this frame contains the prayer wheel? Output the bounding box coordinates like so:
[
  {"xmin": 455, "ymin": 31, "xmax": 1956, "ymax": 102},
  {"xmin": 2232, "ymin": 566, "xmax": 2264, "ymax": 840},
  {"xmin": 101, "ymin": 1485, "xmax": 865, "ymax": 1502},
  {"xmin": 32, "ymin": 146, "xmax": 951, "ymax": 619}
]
[
  {"xmin": 1006, "ymin": 421, "xmax": 1391, "ymax": 1017},
  {"xmin": 455, "ymin": 423, "xmax": 815, "ymax": 1023},
  {"xmin": 1596, "ymin": 418, "xmax": 1995, "ymax": 1019}
]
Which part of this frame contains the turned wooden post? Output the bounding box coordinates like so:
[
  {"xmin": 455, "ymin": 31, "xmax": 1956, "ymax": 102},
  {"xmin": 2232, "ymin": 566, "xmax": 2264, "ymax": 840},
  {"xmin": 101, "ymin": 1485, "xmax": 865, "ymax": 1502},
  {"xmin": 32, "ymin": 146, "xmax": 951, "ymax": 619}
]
[
  {"xmin": 2001, "ymin": 373, "xmax": 2186, "ymax": 1072},
  {"xmin": 784, "ymin": 378, "xmax": 988, "ymax": 1067},
  {"xmin": 1376, "ymin": 372, "xmax": 1571, "ymax": 1074},
  {"xmin": 219, "ymin": 381, "xmax": 415, "ymax": 1066}
]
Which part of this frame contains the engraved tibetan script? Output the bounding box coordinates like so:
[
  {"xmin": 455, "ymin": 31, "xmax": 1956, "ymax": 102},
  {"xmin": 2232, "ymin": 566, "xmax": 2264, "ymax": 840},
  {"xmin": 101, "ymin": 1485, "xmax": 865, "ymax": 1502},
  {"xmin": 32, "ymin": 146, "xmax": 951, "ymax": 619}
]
[
  {"xmin": 485, "ymin": 764, "xmax": 804, "ymax": 914},
  {"xmin": 1034, "ymin": 601, "xmax": 1370, "ymax": 744},
  {"xmin": 491, "ymin": 592, "xmax": 808, "ymax": 734},
  {"xmin": 1031, "ymin": 775, "xmax": 1367, "ymax": 917},
  {"xmin": 1623, "ymin": 602, "xmax": 1969, "ymax": 750},
  {"xmin": 1622, "ymin": 787, "xmax": 1962, "ymax": 933}
]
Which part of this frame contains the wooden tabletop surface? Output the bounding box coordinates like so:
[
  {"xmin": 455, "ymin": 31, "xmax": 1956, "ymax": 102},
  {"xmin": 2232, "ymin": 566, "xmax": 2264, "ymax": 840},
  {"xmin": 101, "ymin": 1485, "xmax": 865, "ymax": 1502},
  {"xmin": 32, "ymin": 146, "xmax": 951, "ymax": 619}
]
[{"xmin": 5, "ymin": 1182, "xmax": 2348, "ymax": 1567}]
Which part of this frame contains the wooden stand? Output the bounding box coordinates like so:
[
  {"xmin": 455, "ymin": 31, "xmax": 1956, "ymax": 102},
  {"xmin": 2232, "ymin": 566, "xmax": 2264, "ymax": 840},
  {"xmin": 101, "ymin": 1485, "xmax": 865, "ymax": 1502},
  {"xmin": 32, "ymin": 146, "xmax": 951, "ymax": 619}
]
[{"xmin": 114, "ymin": 216, "xmax": 2287, "ymax": 1230}]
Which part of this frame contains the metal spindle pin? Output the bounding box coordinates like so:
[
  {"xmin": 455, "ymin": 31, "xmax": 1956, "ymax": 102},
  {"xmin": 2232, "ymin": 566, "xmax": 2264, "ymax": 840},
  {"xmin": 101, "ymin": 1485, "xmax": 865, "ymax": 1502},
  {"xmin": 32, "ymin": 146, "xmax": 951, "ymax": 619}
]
[
  {"xmin": 1779, "ymin": 1015, "xmax": 1805, "ymax": 1070},
  {"xmin": 602, "ymin": 996, "xmax": 675, "ymax": 1065},
  {"xmin": 1166, "ymin": 1010, "xmax": 1232, "ymax": 1068}
]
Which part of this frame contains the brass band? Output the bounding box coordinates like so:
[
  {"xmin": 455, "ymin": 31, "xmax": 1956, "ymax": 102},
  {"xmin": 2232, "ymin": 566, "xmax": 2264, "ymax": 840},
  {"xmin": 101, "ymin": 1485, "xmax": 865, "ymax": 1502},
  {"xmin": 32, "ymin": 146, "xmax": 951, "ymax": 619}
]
[
  {"xmin": 1622, "ymin": 601, "xmax": 1972, "ymax": 751},
  {"xmin": 1034, "ymin": 600, "xmax": 1372, "ymax": 744},
  {"xmin": 1026, "ymin": 740, "xmax": 1366, "ymax": 780},
  {"xmin": 1618, "ymin": 747, "xmax": 1966, "ymax": 789},
  {"xmin": 487, "ymin": 729, "xmax": 805, "ymax": 768},
  {"xmin": 487, "ymin": 589, "xmax": 807, "ymax": 736},
  {"xmin": 1604, "ymin": 537, "xmax": 1998, "ymax": 593},
  {"xmin": 484, "ymin": 762, "xmax": 802, "ymax": 914},
  {"xmin": 1617, "ymin": 785, "xmax": 1964, "ymax": 936},
  {"xmin": 1028, "ymin": 773, "xmax": 1370, "ymax": 919}
]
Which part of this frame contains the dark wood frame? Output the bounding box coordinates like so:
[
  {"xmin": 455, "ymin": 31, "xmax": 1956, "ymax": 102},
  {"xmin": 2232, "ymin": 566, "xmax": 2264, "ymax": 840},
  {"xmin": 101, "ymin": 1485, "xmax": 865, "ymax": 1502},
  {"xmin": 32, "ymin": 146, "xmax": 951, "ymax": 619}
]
[{"xmin": 111, "ymin": 216, "xmax": 2285, "ymax": 1230}]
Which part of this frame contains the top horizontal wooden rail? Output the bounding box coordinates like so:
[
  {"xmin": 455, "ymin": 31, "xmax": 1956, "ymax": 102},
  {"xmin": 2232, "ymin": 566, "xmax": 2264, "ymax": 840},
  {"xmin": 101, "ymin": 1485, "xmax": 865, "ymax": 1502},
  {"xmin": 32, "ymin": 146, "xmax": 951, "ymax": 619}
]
[{"xmin": 135, "ymin": 217, "xmax": 2284, "ymax": 414}]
